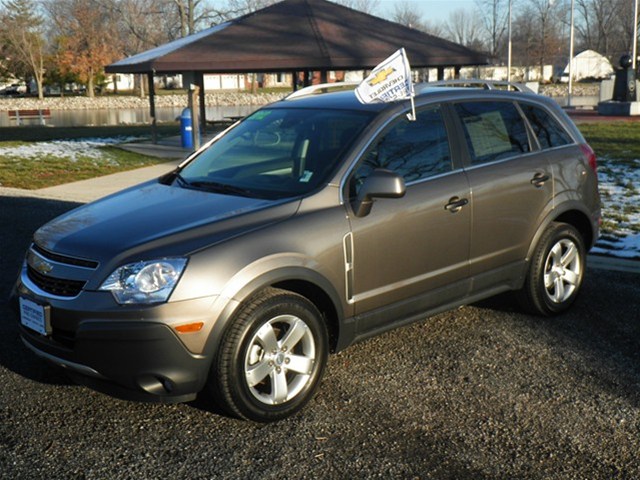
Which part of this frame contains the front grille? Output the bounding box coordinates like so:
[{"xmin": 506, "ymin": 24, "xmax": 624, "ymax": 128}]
[
  {"xmin": 32, "ymin": 244, "xmax": 99, "ymax": 269},
  {"xmin": 27, "ymin": 266, "xmax": 86, "ymax": 297}
]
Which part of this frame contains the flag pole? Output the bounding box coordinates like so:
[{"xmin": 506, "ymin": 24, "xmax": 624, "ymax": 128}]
[
  {"xmin": 407, "ymin": 90, "xmax": 416, "ymax": 121},
  {"xmin": 407, "ymin": 80, "xmax": 417, "ymax": 122}
]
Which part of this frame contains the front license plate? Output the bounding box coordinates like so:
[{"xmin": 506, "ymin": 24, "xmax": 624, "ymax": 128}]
[{"xmin": 19, "ymin": 297, "xmax": 51, "ymax": 336}]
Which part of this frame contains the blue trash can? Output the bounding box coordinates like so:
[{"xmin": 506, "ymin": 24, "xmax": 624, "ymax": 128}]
[{"xmin": 180, "ymin": 108, "xmax": 193, "ymax": 149}]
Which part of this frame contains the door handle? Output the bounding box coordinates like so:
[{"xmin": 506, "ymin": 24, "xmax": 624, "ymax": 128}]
[
  {"xmin": 531, "ymin": 173, "xmax": 550, "ymax": 188},
  {"xmin": 445, "ymin": 196, "xmax": 469, "ymax": 213}
]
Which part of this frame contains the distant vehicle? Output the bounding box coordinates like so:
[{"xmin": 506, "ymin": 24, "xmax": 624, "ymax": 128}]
[
  {"xmin": 1, "ymin": 83, "xmax": 27, "ymax": 95},
  {"xmin": 13, "ymin": 81, "xmax": 601, "ymax": 422}
]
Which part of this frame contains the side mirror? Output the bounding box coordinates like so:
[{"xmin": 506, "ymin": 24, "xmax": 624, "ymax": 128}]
[{"xmin": 353, "ymin": 169, "xmax": 406, "ymax": 217}]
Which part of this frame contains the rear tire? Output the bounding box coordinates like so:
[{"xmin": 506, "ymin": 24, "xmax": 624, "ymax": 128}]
[
  {"xmin": 518, "ymin": 222, "xmax": 586, "ymax": 316},
  {"xmin": 209, "ymin": 288, "xmax": 328, "ymax": 422}
]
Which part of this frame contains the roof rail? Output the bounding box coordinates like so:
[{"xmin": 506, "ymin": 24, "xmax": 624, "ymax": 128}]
[
  {"xmin": 286, "ymin": 82, "xmax": 360, "ymax": 100},
  {"xmin": 416, "ymin": 79, "xmax": 534, "ymax": 94}
]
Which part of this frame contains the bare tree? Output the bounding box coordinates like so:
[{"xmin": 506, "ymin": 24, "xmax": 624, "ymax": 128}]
[
  {"xmin": 387, "ymin": 1, "xmax": 442, "ymax": 36},
  {"xmin": 211, "ymin": 0, "xmax": 279, "ymax": 22},
  {"xmin": 392, "ymin": 0, "xmax": 427, "ymax": 30},
  {"xmin": 99, "ymin": 0, "xmax": 176, "ymax": 53},
  {"xmin": 475, "ymin": 0, "xmax": 508, "ymax": 59},
  {"xmin": 518, "ymin": 0, "xmax": 563, "ymax": 73},
  {"xmin": 0, "ymin": 0, "xmax": 47, "ymax": 99},
  {"xmin": 445, "ymin": 9, "xmax": 485, "ymax": 51},
  {"xmin": 616, "ymin": 0, "xmax": 638, "ymax": 59},
  {"xmin": 333, "ymin": 0, "xmax": 381, "ymax": 15}
]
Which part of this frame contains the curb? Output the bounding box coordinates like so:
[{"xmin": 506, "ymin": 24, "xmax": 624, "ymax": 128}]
[{"xmin": 588, "ymin": 254, "xmax": 640, "ymax": 274}]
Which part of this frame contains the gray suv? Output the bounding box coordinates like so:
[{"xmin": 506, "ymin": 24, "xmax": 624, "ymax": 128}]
[{"xmin": 12, "ymin": 84, "xmax": 600, "ymax": 422}]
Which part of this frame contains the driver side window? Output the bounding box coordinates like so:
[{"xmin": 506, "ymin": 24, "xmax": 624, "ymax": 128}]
[{"xmin": 350, "ymin": 105, "xmax": 452, "ymax": 197}]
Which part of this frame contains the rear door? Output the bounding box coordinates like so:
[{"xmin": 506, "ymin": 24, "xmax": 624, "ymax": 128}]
[{"xmin": 452, "ymin": 100, "xmax": 554, "ymax": 291}]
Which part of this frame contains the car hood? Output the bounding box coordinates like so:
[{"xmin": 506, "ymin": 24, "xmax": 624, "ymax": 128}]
[{"xmin": 34, "ymin": 181, "xmax": 299, "ymax": 265}]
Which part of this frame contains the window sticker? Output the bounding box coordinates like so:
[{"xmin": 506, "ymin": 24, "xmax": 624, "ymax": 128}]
[
  {"xmin": 247, "ymin": 110, "xmax": 272, "ymax": 121},
  {"xmin": 464, "ymin": 111, "xmax": 511, "ymax": 158},
  {"xmin": 299, "ymin": 170, "xmax": 313, "ymax": 183}
]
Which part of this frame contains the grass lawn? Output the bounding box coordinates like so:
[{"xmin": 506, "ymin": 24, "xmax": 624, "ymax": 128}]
[
  {"xmin": 0, "ymin": 125, "xmax": 180, "ymax": 189},
  {"xmin": 579, "ymin": 122, "xmax": 640, "ymax": 241}
]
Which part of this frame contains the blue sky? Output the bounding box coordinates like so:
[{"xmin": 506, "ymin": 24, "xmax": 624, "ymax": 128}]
[{"xmin": 379, "ymin": 0, "xmax": 477, "ymax": 22}]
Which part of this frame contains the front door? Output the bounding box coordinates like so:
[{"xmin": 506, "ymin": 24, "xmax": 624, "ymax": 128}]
[{"xmin": 345, "ymin": 105, "xmax": 471, "ymax": 332}]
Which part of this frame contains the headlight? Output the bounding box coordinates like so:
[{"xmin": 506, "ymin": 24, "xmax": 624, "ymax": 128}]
[{"xmin": 100, "ymin": 258, "xmax": 187, "ymax": 304}]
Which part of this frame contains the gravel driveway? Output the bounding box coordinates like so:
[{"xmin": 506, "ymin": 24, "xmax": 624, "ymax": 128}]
[{"xmin": 1, "ymin": 195, "xmax": 639, "ymax": 479}]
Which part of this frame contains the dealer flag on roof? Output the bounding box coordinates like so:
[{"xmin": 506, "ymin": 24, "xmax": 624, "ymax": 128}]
[{"xmin": 355, "ymin": 48, "xmax": 416, "ymax": 119}]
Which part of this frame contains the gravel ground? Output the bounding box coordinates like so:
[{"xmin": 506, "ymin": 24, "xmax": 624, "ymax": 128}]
[{"xmin": 1, "ymin": 195, "xmax": 639, "ymax": 480}]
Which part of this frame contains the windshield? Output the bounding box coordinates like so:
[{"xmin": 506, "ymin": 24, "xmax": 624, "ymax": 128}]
[{"xmin": 178, "ymin": 108, "xmax": 373, "ymax": 199}]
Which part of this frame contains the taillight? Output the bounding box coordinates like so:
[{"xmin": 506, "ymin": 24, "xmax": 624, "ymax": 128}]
[{"xmin": 579, "ymin": 143, "xmax": 597, "ymax": 174}]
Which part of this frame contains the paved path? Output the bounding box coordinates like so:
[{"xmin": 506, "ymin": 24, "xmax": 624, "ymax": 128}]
[{"xmin": 0, "ymin": 135, "xmax": 199, "ymax": 202}]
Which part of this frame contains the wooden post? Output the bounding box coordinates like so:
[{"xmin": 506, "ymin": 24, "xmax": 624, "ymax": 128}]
[
  {"xmin": 188, "ymin": 84, "xmax": 201, "ymax": 150},
  {"xmin": 139, "ymin": 73, "xmax": 146, "ymax": 98},
  {"xmin": 147, "ymin": 72, "xmax": 157, "ymax": 144},
  {"xmin": 196, "ymin": 72, "xmax": 206, "ymax": 135}
]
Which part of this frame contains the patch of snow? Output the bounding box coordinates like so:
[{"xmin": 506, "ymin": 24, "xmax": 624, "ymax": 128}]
[
  {"xmin": 0, "ymin": 137, "xmax": 143, "ymax": 162},
  {"xmin": 594, "ymin": 156, "xmax": 640, "ymax": 260}
]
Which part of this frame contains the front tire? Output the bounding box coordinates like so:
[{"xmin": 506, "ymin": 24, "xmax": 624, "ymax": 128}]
[
  {"xmin": 209, "ymin": 288, "xmax": 328, "ymax": 422},
  {"xmin": 518, "ymin": 222, "xmax": 586, "ymax": 316}
]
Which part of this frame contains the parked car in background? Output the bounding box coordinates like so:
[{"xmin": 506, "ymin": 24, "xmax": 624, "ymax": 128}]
[
  {"xmin": 12, "ymin": 82, "xmax": 600, "ymax": 422},
  {"xmin": 1, "ymin": 83, "xmax": 27, "ymax": 95}
]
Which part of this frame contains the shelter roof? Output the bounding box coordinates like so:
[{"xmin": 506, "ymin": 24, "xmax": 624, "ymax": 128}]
[{"xmin": 106, "ymin": 0, "xmax": 487, "ymax": 74}]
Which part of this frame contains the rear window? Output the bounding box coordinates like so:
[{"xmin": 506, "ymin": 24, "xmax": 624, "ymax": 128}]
[
  {"xmin": 520, "ymin": 104, "xmax": 573, "ymax": 149},
  {"xmin": 454, "ymin": 101, "xmax": 530, "ymax": 165}
]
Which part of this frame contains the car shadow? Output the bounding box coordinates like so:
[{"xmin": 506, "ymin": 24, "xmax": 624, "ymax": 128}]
[
  {"xmin": 0, "ymin": 195, "xmax": 82, "ymax": 385},
  {"xmin": 470, "ymin": 268, "xmax": 640, "ymax": 407}
]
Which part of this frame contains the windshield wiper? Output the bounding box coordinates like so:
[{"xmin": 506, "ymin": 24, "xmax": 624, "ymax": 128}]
[
  {"xmin": 187, "ymin": 180, "xmax": 256, "ymax": 198},
  {"xmin": 174, "ymin": 172, "xmax": 190, "ymax": 187}
]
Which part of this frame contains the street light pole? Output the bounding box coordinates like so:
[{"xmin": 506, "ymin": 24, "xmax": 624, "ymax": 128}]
[
  {"xmin": 507, "ymin": 0, "xmax": 512, "ymax": 84},
  {"xmin": 568, "ymin": 0, "xmax": 575, "ymax": 107},
  {"xmin": 633, "ymin": 0, "xmax": 639, "ymax": 69}
]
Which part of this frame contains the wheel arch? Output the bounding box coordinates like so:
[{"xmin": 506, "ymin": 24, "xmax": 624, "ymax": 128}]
[
  {"xmin": 552, "ymin": 209, "xmax": 596, "ymax": 250},
  {"xmin": 272, "ymin": 279, "xmax": 341, "ymax": 352},
  {"xmin": 203, "ymin": 266, "xmax": 345, "ymax": 361},
  {"xmin": 527, "ymin": 204, "xmax": 597, "ymax": 261}
]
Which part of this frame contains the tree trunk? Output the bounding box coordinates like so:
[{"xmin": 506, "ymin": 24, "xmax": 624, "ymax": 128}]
[
  {"xmin": 37, "ymin": 78, "xmax": 44, "ymax": 100},
  {"xmin": 87, "ymin": 74, "xmax": 95, "ymax": 98}
]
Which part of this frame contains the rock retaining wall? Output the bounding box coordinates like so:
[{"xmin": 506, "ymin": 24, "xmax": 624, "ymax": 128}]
[
  {"xmin": 0, "ymin": 92, "xmax": 287, "ymax": 111},
  {"xmin": 0, "ymin": 84, "xmax": 599, "ymax": 111}
]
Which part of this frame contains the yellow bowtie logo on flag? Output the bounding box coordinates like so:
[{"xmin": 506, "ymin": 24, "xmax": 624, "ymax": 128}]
[{"xmin": 355, "ymin": 48, "xmax": 416, "ymax": 120}]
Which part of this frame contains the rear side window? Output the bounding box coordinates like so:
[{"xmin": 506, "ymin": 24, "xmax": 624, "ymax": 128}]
[
  {"xmin": 520, "ymin": 104, "xmax": 573, "ymax": 149},
  {"xmin": 454, "ymin": 101, "xmax": 530, "ymax": 165}
]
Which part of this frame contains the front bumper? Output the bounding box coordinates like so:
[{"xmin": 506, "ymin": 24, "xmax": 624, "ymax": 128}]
[{"xmin": 12, "ymin": 271, "xmax": 215, "ymax": 403}]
